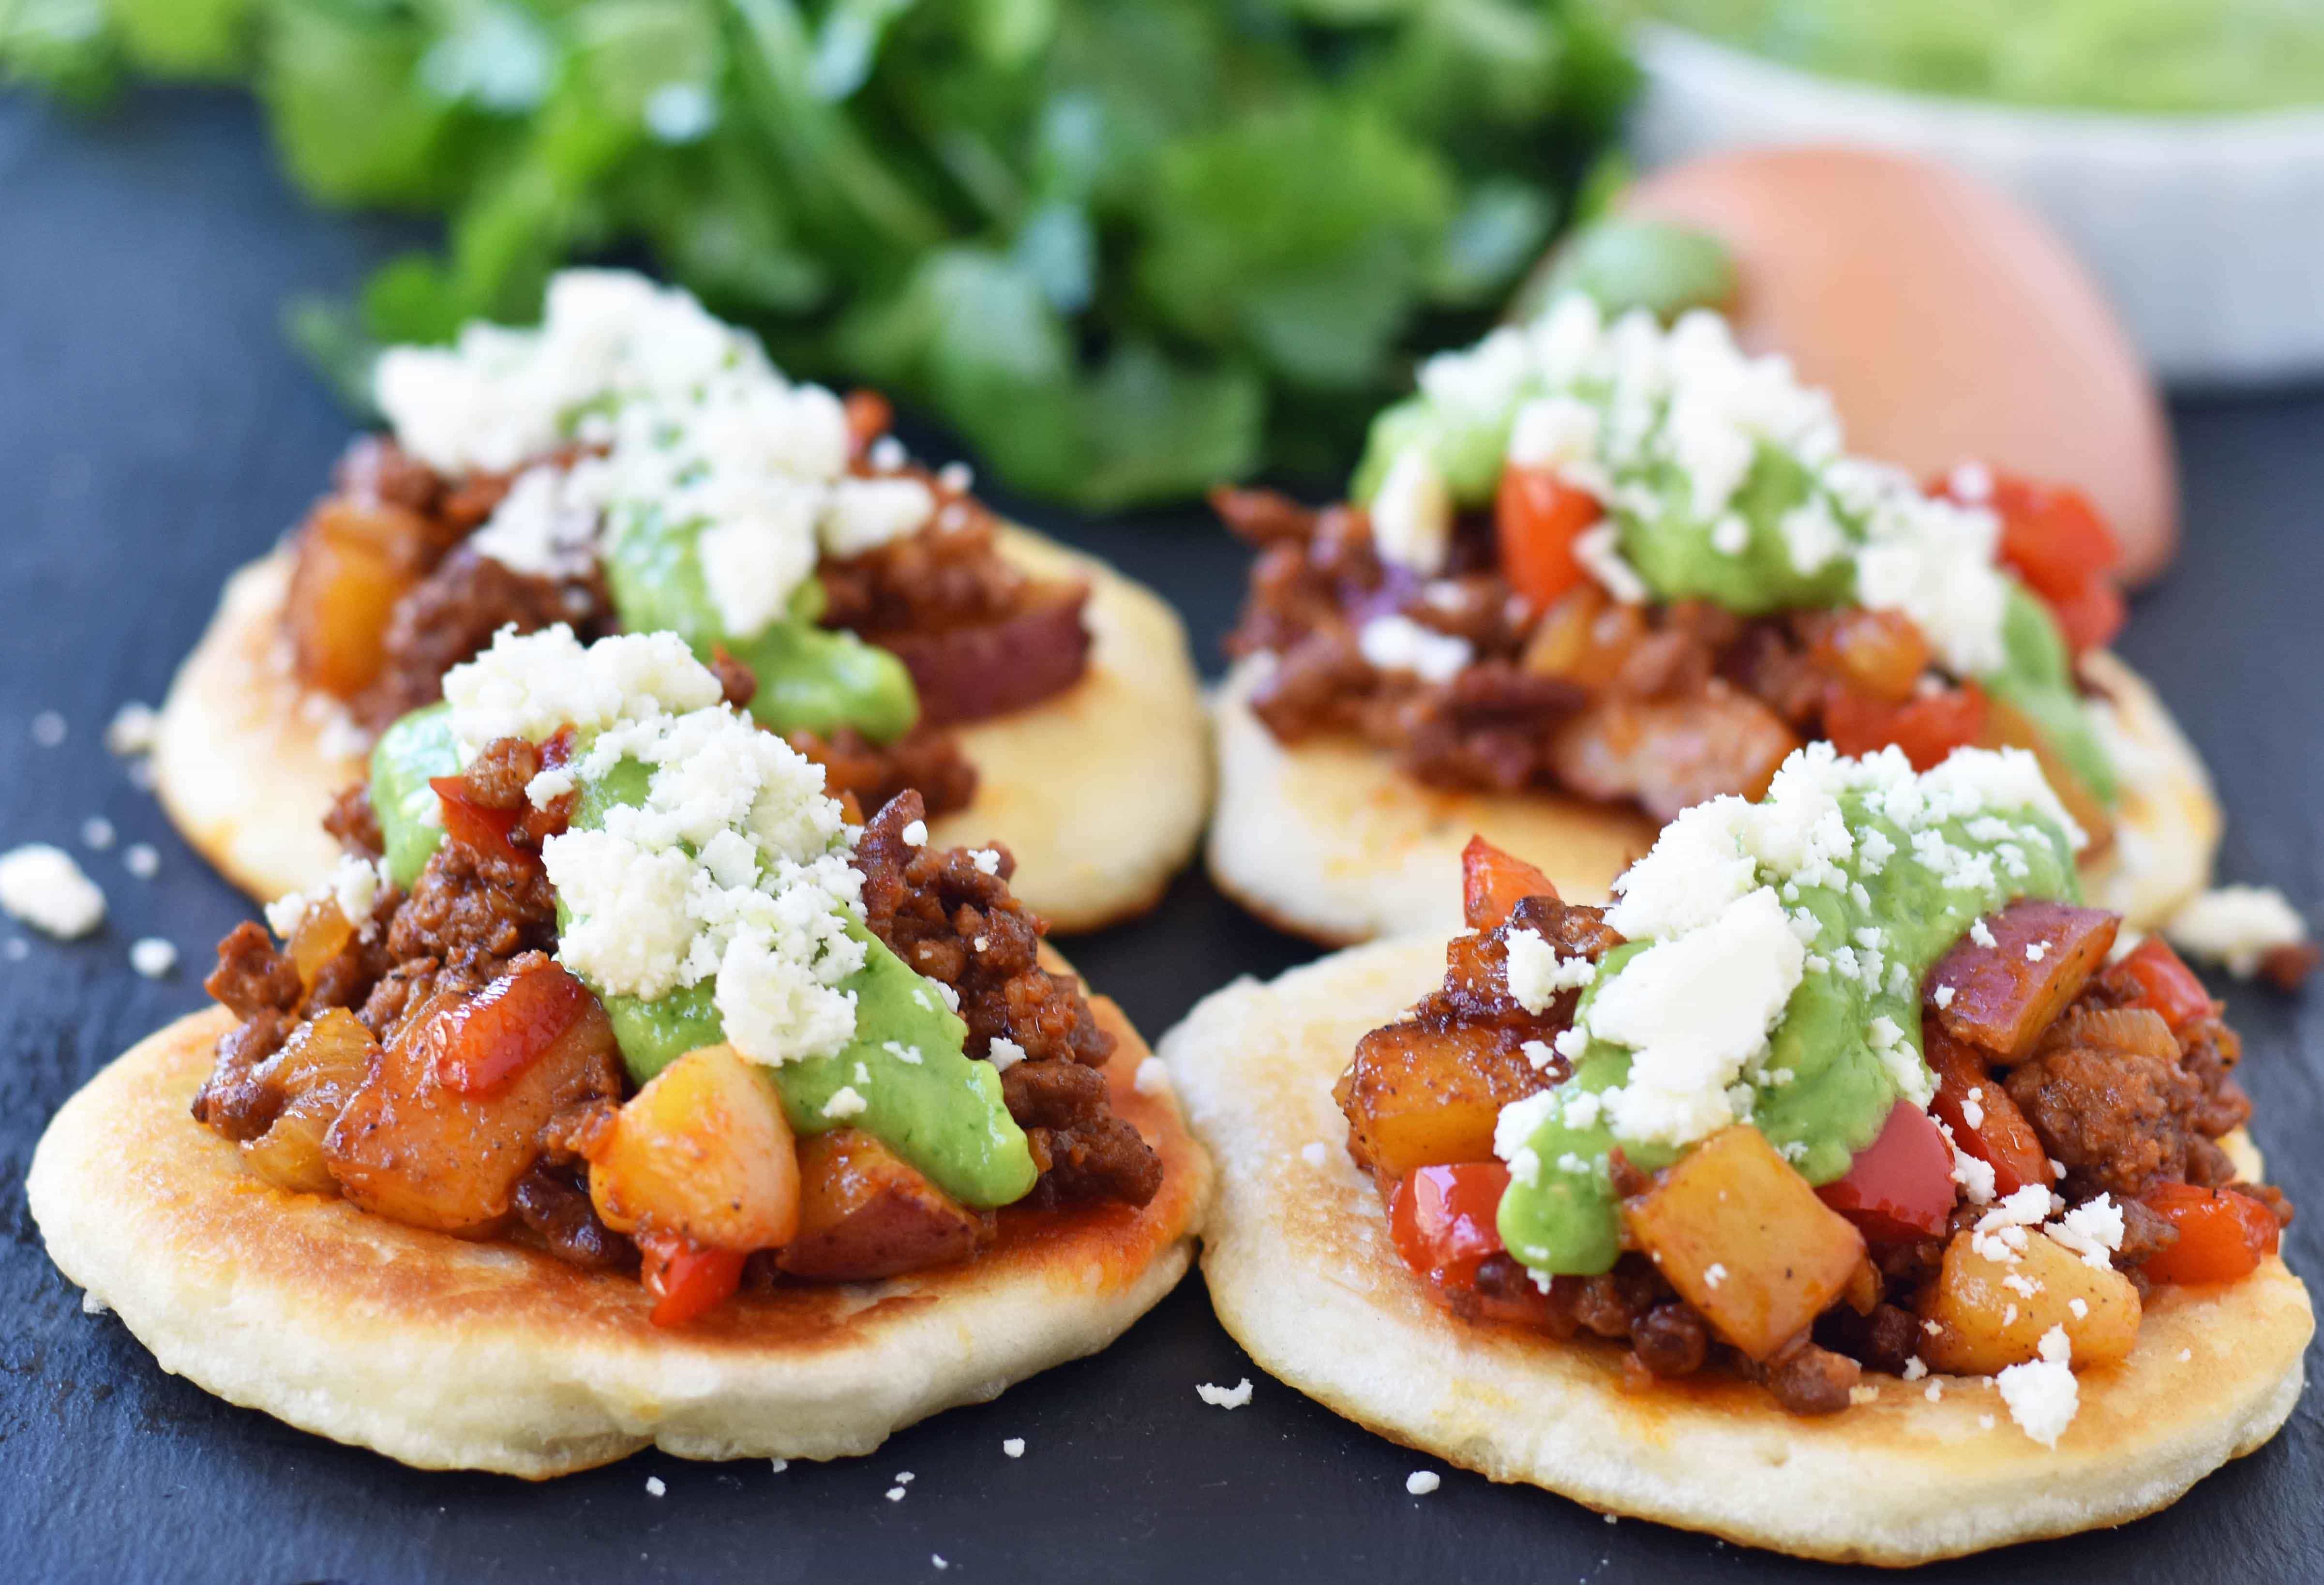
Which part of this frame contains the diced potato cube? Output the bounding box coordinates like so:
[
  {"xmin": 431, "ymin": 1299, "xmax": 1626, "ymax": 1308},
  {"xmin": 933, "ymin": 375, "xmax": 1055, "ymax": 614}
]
[
  {"xmin": 776, "ymin": 1129, "xmax": 985, "ymax": 1281},
  {"xmin": 586, "ymin": 1043, "xmax": 800, "ymax": 1252},
  {"xmin": 1920, "ymin": 1223, "xmax": 2141, "ymax": 1375},
  {"xmin": 1622, "ymin": 1125, "xmax": 1867, "ymax": 1361},
  {"xmin": 1334, "ymin": 1020, "xmax": 1549, "ymax": 1181},
  {"xmin": 1927, "ymin": 898, "xmax": 2118, "ymax": 1061},
  {"xmin": 285, "ymin": 499, "xmax": 429, "ymax": 697}
]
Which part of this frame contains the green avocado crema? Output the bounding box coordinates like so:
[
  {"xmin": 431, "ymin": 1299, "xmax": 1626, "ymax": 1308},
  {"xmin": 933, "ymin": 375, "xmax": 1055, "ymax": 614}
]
[
  {"xmin": 1496, "ymin": 785, "xmax": 2081, "ymax": 1278},
  {"xmin": 1349, "ymin": 304, "xmax": 2116, "ymax": 804},
  {"xmin": 371, "ymin": 702, "xmax": 459, "ymax": 889},
  {"xmin": 568, "ymin": 754, "xmax": 1035, "ymax": 1210},
  {"xmin": 601, "ymin": 509, "xmax": 918, "ymax": 743}
]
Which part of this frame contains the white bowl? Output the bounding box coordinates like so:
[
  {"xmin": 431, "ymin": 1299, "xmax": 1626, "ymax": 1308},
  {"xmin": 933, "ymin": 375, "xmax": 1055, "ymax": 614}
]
[{"xmin": 1630, "ymin": 23, "xmax": 2324, "ymax": 386}]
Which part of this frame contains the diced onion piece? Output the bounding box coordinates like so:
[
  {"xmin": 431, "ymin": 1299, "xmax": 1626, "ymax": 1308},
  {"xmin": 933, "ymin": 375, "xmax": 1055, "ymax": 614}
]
[
  {"xmin": 240, "ymin": 1007, "xmax": 379, "ymax": 1196},
  {"xmin": 286, "ymin": 498, "xmax": 429, "ymax": 697}
]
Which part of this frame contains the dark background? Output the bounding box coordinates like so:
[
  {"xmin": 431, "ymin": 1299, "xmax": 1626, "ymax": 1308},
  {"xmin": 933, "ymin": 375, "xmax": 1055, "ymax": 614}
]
[{"xmin": 2, "ymin": 88, "xmax": 2319, "ymax": 1585}]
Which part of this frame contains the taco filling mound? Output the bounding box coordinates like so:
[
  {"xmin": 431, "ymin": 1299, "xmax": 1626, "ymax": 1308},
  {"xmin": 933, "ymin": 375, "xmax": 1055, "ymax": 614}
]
[
  {"xmin": 31, "ymin": 628, "xmax": 1207, "ymax": 1475},
  {"xmin": 154, "ymin": 269, "xmax": 1207, "ymax": 930},
  {"xmin": 1163, "ymin": 744, "xmax": 2309, "ymax": 1562},
  {"xmin": 1209, "ymin": 294, "xmax": 2219, "ymax": 943}
]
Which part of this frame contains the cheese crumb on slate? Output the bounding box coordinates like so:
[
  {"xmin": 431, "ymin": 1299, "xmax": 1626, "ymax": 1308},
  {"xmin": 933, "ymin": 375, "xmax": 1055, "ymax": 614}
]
[
  {"xmin": 1405, "ymin": 1471, "xmax": 1440, "ymax": 1495},
  {"xmin": 81, "ymin": 817, "xmax": 115, "ymax": 851},
  {"xmin": 105, "ymin": 701, "xmax": 160, "ymax": 756},
  {"xmin": 645, "ymin": 1477, "xmax": 666, "ymax": 1497},
  {"xmin": 1196, "ymin": 1378, "xmax": 1253, "ymax": 1410},
  {"xmin": 0, "ymin": 844, "xmax": 107, "ymax": 938},
  {"xmin": 1996, "ymin": 1326, "xmax": 2079, "ymax": 1447},
  {"xmin": 31, "ymin": 710, "xmax": 66, "ymax": 747},
  {"xmin": 129, "ymin": 938, "xmax": 177, "ymax": 978},
  {"xmin": 931, "ymin": 1557, "xmax": 948, "ymax": 1571},
  {"xmin": 885, "ymin": 1486, "xmax": 906, "ymax": 1502},
  {"xmin": 123, "ymin": 843, "xmax": 160, "ymax": 879},
  {"xmin": 2164, "ymin": 885, "xmax": 2310, "ymax": 979},
  {"xmin": 1003, "ymin": 1437, "xmax": 1025, "ymax": 1458}
]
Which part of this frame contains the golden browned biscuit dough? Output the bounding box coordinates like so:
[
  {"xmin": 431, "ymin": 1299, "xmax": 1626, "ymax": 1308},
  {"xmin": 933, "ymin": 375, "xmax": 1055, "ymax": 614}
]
[
  {"xmin": 154, "ymin": 526, "xmax": 1210, "ymax": 932},
  {"xmin": 1207, "ymin": 649, "xmax": 2219, "ymax": 945},
  {"xmin": 1158, "ymin": 936, "xmax": 2309, "ymax": 1563},
  {"xmin": 30, "ymin": 979, "xmax": 1209, "ymax": 1478}
]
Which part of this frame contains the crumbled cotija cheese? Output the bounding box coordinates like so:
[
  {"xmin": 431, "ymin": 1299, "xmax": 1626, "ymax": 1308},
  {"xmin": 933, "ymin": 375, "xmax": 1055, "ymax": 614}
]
[
  {"xmin": 2164, "ymin": 885, "xmax": 2310, "ymax": 978},
  {"xmin": 1356, "ymin": 614, "xmax": 1473, "ymax": 684},
  {"xmin": 1995, "ymin": 1326, "xmax": 2078, "ymax": 1447},
  {"xmin": 440, "ymin": 628, "xmax": 872, "ymax": 1069},
  {"xmin": 1384, "ymin": 296, "xmax": 2022, "ymax": 674},
  {"xmin": 0, "ymin": 844, "xmax": 106, "ymax": 938},
  {"xmin": 1195, "ymin": 1378, "xmax": 1254, "ymax": 1410},
  {"xmin": 129, "ymin": 937, "xmax": 178, "ymax": 978},
  {"xmin": 376, "ymin": 269, "xmax": 932, "ymax": 644}
]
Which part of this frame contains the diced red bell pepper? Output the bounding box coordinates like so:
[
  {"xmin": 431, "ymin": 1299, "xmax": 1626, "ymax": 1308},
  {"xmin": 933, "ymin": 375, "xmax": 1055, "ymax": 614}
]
[
  {"xmin": 1495, "ymin": 464, "xmax": 1600, "ymax": 610},
  {"xmin": 1946, "ymin": 471, "xmax": 2127, "ymax": 656},
  {"xmin": 640, "ymin": 1231, "xmax": 749, "ymax": 1327},
  {"xmin": 1461, "ymin": 835, "xmax": 1556, "ymax": 931},
  {"xmin": 434, "ymin": 957, "xmax": 596, "ymax": 1095},
  {"xmin": 430, "ymin": 774, "xmax": 527, "ymax": 867},
  {"xmin": 1815, "ymin": 1100, "xmax": 1957, "ymax": 1241},
  {"xmin": 1388, "ymin": 1162, "xmax": 1513, "ymax": 1290},
  {"xmin": 2140, "ymin": 1182, "xmax": 2279, "ymax": 1285},
  {"xmin": 1923, "ymin": 1025, "xmax": 2054, "ymax": 1198},
  {"xmin": 2043, "ymin": 577, "xmax": 2126, "ymax": 655},
  {"xmin": 1822, "ymin": 681, "xmax": 1989, "ymax": 772},
  {"xmin": 1981, "ymin": 475, "xmax": 2123, "ymax": 599},
  {"xmin": 2116, "ymin": 937, "xmax": 2217, "ymax": 1032}
]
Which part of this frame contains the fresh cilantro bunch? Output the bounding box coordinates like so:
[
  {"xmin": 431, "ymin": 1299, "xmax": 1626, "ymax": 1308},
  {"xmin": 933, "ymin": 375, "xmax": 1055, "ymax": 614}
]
[{"xmin": 4, "ymin": 0, "xmax": 1633, "ymax": 507}]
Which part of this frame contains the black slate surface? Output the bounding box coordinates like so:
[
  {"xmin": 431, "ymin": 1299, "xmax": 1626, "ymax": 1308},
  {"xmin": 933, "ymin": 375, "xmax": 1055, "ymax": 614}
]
[{"xmin": 3, "ymin": 86, "xmax": 2320, "ymax": 1585}]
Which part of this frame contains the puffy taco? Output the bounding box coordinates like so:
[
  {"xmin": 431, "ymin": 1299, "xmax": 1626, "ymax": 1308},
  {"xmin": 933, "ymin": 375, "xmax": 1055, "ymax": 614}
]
[
  {"xmin": 1210, "ymin": 294, "xmax": 2217, "ymax": 944},
  {"xmin": 155, "ymin": 269, "xmax": 1208, "ymax": 933},
  {"xmin": 31, "ymin": 628, "xmax": 1208, "ymax": 1476},
  {"xmin": 1163, "ymin": 744, "xmax": 2308, "ymax": 1562}
]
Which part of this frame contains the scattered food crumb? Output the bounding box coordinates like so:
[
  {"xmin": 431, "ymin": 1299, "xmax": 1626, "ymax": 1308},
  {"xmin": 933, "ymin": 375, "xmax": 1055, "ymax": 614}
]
[
  {"xmin": 1405, "ymin": 1471, "xmax": 1439, "ymax": 1495},
  {"xmin": 896, "ymin": 1471, "xmax": 915, "ymax": 1485},
  {"xmin": 127, "ymin": 758, "xmax": 156, "ymax": 791},
  {"xmin": 123, "ymin": 843, "xmax": 160, "ymax": 879},
  {"xmin": 81, "ymin": 1290, "xmax": 108, "ymax": 1315},
  {"xmin": 1604, "ymin": 1513, "xmax": 1618, "ymax": 1525},
  {"xmin": 1002, "ymin": 1437, "xmax": 1025, "ymax": 1459},
  {"xmin": 770, "ymin": 1459, "xmax": 788, "ymax": 1474},
  {"xmin": 81, "ymin": 817, "xmax": 115, "ymax": 851},
  {"xmin": 130, "ymin": 937, "xmax": 177, "ymax": 978},
  {"xmin": 885, "ymin": 1486, "xmax": 906, "ymax": 1502},
  {"xmin": 5, "ymin": 938, "xmax": 27, "ymax": 961},
  {"xmin": 1196, "ymin": 1377, "xmax": 1253, "ymax": 1410},
  {"xmin": 1300, "ymin": 1141, "xmax": 1329, "ymax": 1167},
  {"xmin": 931, "ymin": 1557, "xmax": 948, "ymax": 1571},
  {"xmin": 31, "ymin": 710, "xmax": 66, "ymax": 748},
  {"xmin": 0, "ymin": 843, "xmax": 107, "ymax": 938},
  {"xmin": 105, "ymin": 702, "xmax": 160, "ymax": 757},
  {"xmin": 645, "ymin": 1477, "xmax": 666, "ymax": 1497},
  {"xmin": 1134, "ymin": 1058, "xmax": 1168, "ymax": 1095}
]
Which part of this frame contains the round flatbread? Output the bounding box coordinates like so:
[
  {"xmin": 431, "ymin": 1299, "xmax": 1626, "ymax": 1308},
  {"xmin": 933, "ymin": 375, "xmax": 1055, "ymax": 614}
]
[
  {"xmin": 1207, "ymin": 649, "xmax": 2220, "ymax": 946},
  {"xmin": 153, "ymin": 525, "xmax": 1210, "ymax": 933},
  {"xmin": 29, "ymin": 984, "xmax": 1209, "ymax": 1478},
  {"xmin": 1157, "ymin": 937, "xmax": 2309, "ymax": 1564}
]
